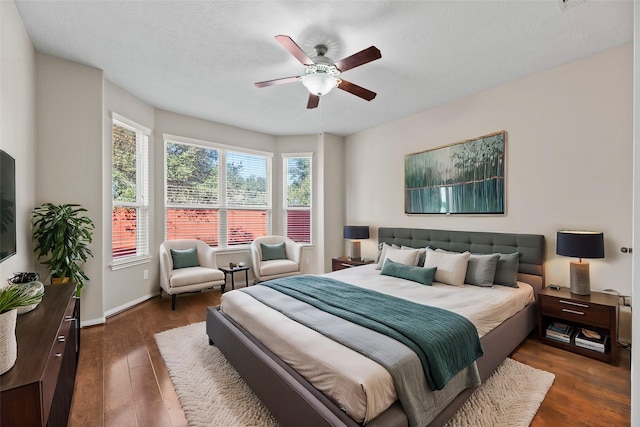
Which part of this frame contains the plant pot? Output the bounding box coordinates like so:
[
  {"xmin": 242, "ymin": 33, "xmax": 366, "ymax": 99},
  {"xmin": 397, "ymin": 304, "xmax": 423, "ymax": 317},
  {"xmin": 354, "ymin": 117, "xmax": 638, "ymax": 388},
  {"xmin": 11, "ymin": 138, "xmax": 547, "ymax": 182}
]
[
  {"xmin": 0, "ymin": 309, "xmax": 17, "ymax": 375},
  {"xmin": 51, "ymin": 277, "xmax": 70, "ymax": 285},
  {"xmin": 17, "ymin": 281, "xmax": 45, "ymax": 315}
]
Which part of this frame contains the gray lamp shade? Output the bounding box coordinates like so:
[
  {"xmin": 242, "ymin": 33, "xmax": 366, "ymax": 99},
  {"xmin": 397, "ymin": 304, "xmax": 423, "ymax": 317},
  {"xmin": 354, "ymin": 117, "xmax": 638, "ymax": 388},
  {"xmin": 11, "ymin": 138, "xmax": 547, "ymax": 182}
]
[
  {"xmin": 343, "ymin": 226, "xmax": 370, "ymax": 240},
  {"xmin": 556, "ymin": 231, "xmax": 604, "ymax": 259}
]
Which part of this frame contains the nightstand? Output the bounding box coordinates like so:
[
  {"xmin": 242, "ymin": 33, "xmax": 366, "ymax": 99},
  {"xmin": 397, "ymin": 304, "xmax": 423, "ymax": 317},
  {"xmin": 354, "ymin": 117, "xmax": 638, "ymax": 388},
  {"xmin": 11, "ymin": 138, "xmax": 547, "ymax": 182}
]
[
  {"xmin": 331, "ymin": 257, "xmax": 374, "ymax": 271},
  {"xmin": 538, "ymin": 286, "xmax": 618, "ymax": 364}
]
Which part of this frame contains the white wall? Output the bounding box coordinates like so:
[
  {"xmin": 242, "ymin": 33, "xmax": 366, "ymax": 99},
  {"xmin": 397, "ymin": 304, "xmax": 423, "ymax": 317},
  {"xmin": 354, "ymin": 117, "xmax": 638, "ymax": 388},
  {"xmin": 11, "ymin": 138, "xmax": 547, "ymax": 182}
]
[
  {"xmin": 319, "ymin": 133, "xmax": 345, "ymax": 272},
  {"xmin": 0, "ymin": 0, "xmax": 36, "ymax": 282},
  {"xmin": 345, "ymin": 44, "xmax": 633, "ymax": 299},
  {"xmin": 102, "ymin": 81, "xmax": 156, "ymax": 315},
  {"xmin": 35, "ymin": 53, "xmax": 104, "ymax": 324}
]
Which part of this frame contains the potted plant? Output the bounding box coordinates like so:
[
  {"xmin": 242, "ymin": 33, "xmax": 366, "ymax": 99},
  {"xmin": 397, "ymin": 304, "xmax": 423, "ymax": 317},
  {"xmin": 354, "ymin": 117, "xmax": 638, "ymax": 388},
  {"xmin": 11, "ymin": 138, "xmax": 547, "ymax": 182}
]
[
  {"xmin": 0, "ymin": 283, "xmax": 44, "ymax": 374},
  {"xmin": 31, "ymin": 203, "xmax": 95, "ymax": 295}
]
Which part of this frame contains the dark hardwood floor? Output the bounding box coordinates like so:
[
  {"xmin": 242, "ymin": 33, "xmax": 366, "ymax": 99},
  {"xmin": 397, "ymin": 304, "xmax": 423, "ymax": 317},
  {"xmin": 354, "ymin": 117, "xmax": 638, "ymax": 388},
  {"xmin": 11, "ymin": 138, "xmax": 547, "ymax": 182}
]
[{"xmin": 68, "ymin": 289, "xmax": 631, "ymax": 426}]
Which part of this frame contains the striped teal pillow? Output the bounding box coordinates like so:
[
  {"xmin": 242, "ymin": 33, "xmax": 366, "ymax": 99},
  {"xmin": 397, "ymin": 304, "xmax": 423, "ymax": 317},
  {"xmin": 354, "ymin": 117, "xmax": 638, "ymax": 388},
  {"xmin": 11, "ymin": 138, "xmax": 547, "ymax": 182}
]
[{"xmin": 381, "ymin": 259, "xmax": 436, "ymax": 286}]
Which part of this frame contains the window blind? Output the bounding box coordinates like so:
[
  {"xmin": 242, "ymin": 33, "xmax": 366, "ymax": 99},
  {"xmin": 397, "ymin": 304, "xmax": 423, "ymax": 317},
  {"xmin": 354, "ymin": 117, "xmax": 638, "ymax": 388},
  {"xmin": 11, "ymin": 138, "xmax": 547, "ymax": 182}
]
[
  {"xmin": 283, "ymin": 155, "xmax": 312, "ymax": 244},
  {"xmin": 112, "ymin": 119, "xmax": 149, "ymax": 260}
]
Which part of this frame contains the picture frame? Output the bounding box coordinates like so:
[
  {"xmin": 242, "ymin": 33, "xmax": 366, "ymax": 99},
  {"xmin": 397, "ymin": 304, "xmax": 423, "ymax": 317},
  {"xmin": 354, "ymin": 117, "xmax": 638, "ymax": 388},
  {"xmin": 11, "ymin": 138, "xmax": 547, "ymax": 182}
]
[{"xmin": 405, "ymin": 131, "xmax": 506, "ymax": 215}]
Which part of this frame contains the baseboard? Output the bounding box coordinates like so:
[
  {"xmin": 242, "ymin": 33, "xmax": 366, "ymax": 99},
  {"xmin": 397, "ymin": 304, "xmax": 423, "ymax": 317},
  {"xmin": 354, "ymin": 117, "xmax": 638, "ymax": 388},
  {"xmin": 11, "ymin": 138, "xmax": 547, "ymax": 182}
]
[
  {"xmin": 80, "ymin": 316, "xmax": 106, "ymax": 328},
  {"xmin": 104, "ymin": 291, "xmax": 160, "ymax": 318}
]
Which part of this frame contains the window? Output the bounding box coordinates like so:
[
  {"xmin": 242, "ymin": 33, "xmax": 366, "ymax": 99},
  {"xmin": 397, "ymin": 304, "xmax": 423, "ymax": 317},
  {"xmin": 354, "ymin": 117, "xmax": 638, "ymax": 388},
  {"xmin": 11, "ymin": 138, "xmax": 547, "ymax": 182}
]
[
  {"xmin": 283, "ymin": 154, "xmax": 312, "ymax": 244},
  {"xmin": 112, "ymin": 115, "xmax": 149, "ymax": 262},
  {"xmin": 165, "ymin": 136, "xmax": 271, "ymax": 247},
  {"xmin": 225, "ymin": 151, "xmax": 270, "ymax": 245}
]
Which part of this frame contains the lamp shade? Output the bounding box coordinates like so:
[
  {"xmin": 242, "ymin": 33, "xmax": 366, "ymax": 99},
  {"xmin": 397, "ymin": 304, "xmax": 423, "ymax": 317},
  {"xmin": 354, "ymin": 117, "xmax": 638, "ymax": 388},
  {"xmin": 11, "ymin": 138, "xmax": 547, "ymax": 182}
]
[
  {"xmin": 344, "ymin": 225, "xmax": 370, "ymax": 240},
  {"xmin": 556, "ymin": 231, "xmax": 604, "ymax": 259}
]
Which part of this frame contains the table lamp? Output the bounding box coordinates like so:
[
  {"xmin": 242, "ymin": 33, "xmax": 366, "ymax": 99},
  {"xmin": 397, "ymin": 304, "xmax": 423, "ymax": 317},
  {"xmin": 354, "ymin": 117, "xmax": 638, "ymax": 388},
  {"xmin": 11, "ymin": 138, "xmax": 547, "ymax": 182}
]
[
  {"xmin": 343, "ymin": 225, "xmax": 369, "ymax": 261},
  {"xmin": 556, "ymin": 230, "xmax": 604, "ymax": 295}
]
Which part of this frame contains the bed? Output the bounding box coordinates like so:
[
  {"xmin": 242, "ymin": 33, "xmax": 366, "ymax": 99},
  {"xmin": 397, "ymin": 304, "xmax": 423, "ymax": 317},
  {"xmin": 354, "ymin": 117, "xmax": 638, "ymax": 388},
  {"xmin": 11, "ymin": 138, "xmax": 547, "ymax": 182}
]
[{"xmin": 206, "ymin": 227, "xmax": 545, "ymax": 426}]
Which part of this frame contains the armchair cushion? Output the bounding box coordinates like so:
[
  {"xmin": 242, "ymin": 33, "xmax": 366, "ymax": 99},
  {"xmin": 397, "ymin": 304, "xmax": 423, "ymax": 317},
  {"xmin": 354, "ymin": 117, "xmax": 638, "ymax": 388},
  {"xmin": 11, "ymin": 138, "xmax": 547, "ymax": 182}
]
[
  {"xmin": 259, "ymin": 259, "xmax": 299, "ymax": 277},
  {"xmin": 170, "ymin": 247, "xmax": 199, "ymax": 269},
  {"xmin": 261, "ymin": 242, "xmax": 287, "ymax": 261},
  {"xmin": 169, "ymin": 266, "xmax": 224, "ymax": 288}
]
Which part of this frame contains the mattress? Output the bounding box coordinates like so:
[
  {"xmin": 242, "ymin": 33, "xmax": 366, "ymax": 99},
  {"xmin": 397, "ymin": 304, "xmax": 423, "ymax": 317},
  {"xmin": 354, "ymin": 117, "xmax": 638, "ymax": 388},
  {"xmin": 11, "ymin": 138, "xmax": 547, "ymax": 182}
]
[{"xmin": 221, "ymin": 265, "xmax": 535, "ymax": 424}]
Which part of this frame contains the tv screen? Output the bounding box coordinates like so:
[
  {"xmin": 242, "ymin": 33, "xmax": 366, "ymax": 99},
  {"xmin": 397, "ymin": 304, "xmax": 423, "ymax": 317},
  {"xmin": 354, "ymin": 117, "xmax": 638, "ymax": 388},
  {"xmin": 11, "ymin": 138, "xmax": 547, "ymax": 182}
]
[{"xmin": 1, "ymin": 150, "xmax": 16, "ymax": 263}]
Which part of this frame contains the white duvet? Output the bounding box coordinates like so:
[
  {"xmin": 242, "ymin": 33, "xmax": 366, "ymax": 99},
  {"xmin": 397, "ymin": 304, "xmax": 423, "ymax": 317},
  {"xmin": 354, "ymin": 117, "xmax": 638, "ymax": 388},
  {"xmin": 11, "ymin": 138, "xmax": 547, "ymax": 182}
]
[{"xmin": 221, "ymin": 264, "xmax": 535, "ymax": 424}]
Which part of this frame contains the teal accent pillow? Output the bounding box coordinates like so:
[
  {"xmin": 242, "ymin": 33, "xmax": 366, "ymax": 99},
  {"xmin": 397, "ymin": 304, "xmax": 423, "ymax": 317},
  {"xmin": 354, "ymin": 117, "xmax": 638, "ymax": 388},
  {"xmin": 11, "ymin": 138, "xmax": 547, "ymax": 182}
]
[
  {"xmin": 494, "ymin": 252, "xmax": 520, "ymax": 288},
  {"xmin": 381, "ymin": 259, "xmax": 437, "ymax": 286},
  {"xmin": 170, "ymin": 247, "xmax": 199, "ymax": 269},
  {"xmin": 465, "ymin": 253, "xmax": 500, "ymax": 287},
  {"xmin": 261, "ymin": 242, "xmax": 287, "ymax": 261}
]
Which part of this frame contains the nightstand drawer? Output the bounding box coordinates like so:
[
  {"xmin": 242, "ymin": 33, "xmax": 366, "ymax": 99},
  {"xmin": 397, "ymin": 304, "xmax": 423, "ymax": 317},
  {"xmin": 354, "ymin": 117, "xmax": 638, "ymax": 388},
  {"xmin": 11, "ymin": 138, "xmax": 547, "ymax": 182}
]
[{"xmin": 540, "ymin": 296, "xmax": 612, "ymax": 329}]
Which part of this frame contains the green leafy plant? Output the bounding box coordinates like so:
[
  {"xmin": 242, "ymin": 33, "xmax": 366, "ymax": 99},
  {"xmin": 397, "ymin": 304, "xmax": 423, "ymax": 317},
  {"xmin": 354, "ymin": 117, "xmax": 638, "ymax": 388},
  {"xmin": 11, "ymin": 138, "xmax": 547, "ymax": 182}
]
[
  {"xmin": 31, "ymin": 203, "xmax": 95, "ymax": 295},
  {"xmin": 0, "ymin": 284, "xmax": 44, "ymax": 313}
]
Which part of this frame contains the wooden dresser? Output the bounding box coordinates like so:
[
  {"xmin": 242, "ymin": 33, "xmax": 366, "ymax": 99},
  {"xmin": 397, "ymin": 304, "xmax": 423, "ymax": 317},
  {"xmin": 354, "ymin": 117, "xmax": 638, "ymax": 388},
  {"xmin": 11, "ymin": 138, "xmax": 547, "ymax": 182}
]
[{"xmin": 0, "ymin": 283, "xmax": 80, "ymax": 426}]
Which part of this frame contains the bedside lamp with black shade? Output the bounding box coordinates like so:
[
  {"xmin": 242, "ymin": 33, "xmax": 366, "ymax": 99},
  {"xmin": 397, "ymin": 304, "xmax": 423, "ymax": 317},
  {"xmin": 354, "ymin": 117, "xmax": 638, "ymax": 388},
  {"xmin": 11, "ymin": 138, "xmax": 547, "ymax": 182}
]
[
  {"xmin": 343, "ymin": 225, "xmax": 369, "ymax": 261},
  {"xmin": 556, "ymin": 230, "xmax": 604, "ymax": 295}
]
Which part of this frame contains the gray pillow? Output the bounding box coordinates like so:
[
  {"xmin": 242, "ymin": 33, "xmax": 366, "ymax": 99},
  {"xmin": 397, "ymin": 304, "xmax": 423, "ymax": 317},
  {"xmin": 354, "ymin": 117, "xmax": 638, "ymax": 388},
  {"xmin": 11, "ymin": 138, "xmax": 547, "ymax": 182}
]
[
  {"xmin": 381, "ymin": 259, "xmax": 436, "ymax": 286},
  {"xmin": 261, "ymin": 242, "xmax": 287, "ymax": 261},
  {"xmin": 494, "ymin": 252, "xmax": 520, "ymax": 288},
  {"xmin": 465, "ymin": 253, "xmax": 500, "ymax": 287},
  {"xmin": 170, "ymin": 247, "xmax": 199, "ymax": 269}
]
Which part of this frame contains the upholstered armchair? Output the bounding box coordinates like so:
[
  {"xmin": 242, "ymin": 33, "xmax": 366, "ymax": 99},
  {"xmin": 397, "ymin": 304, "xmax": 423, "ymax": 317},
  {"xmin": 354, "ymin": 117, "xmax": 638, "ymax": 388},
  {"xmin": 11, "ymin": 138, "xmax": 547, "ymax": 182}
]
[
  {"xmin": 250, "ymin": 236, "xmax": 303, "ymax": 282},
  {"xmin": 159, "ymin": 239, "xmax": 225, "ymax": 310}
]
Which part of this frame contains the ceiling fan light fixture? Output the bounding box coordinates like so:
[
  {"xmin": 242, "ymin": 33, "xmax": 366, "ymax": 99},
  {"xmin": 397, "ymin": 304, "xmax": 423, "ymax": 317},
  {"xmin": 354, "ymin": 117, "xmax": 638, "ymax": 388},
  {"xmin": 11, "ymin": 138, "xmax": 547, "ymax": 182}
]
[{"xmin": 301, "ymin": 72, "xmax": 338, "ymax": 96}]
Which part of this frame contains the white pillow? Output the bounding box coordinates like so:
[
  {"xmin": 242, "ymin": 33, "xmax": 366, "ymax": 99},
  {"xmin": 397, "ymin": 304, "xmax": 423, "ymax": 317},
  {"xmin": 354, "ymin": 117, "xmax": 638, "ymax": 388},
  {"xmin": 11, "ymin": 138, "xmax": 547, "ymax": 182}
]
[
  {"xmin": 377, "ymin": 246, "xmax": 420, "ymax": 269},
  {"xmin": 423, "ymin": 248, "xmax": 471, "ymax": 287},
  {"xmin": 375, "ymin": 243, "xmax": 399, "ymax": 269}
]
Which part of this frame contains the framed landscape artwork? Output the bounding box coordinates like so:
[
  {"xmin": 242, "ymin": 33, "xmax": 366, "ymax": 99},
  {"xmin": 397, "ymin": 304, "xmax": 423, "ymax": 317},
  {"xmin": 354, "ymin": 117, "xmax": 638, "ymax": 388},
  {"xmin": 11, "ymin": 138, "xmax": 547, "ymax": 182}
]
[{"xmin": 405, "ymin": 131, "xmax": 506, "ymax": 215}]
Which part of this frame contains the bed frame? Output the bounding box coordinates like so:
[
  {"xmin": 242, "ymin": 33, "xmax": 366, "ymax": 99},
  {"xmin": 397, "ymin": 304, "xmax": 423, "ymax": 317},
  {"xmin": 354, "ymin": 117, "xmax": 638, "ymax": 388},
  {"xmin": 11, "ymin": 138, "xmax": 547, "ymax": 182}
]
[{"xmin": 206, "ymin": 227, "xmax": 545, "ymax": 427}]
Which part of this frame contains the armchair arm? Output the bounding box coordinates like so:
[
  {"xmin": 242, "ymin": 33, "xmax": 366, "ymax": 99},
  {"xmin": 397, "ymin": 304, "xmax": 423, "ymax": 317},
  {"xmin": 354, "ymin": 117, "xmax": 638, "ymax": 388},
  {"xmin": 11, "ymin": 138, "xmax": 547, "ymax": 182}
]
[
  {"xmin": 251, "ymin": 242, "xmax": 262, "ymax": 281},
  {"xmin": 198, "ymin": 244, "xmax": 219, "ymax": 269},
  {"xmin": 159, "ymin": 245, "xmax": 173, "ymax": 290},
  {"xmin": 285, "ymin": 240, "xmax": 303, "ymax": 265}
]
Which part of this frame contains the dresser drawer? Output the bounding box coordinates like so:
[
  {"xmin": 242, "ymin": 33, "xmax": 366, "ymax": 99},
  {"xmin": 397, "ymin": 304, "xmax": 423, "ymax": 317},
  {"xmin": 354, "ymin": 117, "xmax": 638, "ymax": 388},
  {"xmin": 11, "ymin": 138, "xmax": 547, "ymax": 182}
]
[
  {"xmin": 540, "ymin": 296, "xmax": 612, "ymax": 329},
  {"xmin": 42, "ymin": 296, "xmax": 76, "ymax": 423}
]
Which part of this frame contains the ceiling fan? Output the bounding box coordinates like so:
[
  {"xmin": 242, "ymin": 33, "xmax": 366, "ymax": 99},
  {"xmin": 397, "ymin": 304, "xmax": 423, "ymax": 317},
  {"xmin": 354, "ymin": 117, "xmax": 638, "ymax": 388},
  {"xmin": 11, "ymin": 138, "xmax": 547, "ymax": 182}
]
[{"xmin": 255, "ymin": 35, "xmax": 382, "ymax": 109}]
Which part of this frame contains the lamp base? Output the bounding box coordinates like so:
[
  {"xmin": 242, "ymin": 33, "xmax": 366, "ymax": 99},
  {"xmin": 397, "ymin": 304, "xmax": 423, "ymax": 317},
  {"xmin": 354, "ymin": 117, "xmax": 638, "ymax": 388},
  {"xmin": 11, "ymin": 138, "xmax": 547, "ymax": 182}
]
[
  {"xmin": 349, "ymin": 240, "xmax": 362, "ymax": 261},
  {"xmin": 569, "ymin": 261, "xmax": 591, "ymax": 295}
]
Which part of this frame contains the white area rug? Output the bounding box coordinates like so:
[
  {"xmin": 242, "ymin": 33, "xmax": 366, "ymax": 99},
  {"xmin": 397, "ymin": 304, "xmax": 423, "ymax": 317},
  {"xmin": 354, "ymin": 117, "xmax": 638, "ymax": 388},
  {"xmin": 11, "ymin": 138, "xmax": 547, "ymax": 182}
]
[{"xmin": 155, "ymin": 322, "xmax": 554, "ymax": 427}]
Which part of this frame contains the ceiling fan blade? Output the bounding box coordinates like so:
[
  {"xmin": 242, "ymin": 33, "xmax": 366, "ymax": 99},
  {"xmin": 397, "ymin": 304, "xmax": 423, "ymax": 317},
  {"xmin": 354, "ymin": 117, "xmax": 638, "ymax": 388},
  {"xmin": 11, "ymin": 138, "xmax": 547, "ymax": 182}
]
[
  {"xmin": 275, "ymin": 35, "xmax": 314, "ymax": 66},
  {"xmin": 334, "ymin": 46, "xmax": 381, "ymax": 73},
  {"xmin": 254, "ymin": 76, "xmax": 300, "ymax": 88},
  {"xmin": 337, "ymin": 79, "xmax": 377, "ymax": 101},
  {"xmin": 307, "ymin": 94, "xmax": 320, "ymax": 109}
]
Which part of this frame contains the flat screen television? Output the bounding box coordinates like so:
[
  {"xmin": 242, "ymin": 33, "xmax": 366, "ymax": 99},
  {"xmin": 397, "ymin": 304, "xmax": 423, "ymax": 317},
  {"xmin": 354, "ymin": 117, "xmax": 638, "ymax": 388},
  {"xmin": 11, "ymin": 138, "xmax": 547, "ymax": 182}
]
[{"xmin": 1, "ymin": 150, "xmax": 16, "ymax": 263}]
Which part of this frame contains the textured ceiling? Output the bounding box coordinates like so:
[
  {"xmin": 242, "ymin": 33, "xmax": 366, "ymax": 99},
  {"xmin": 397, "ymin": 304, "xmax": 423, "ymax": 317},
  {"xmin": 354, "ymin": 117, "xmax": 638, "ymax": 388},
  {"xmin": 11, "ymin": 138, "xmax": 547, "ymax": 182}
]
[{"xmin": 15, "ymin": 0, "xmax": 633, "ymax": 136}]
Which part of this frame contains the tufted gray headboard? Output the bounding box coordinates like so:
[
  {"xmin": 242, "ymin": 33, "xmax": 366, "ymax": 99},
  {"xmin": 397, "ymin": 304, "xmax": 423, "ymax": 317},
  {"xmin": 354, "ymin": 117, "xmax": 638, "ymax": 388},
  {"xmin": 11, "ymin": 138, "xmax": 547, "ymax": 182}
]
[{"xmin": 378, "ymin": 227, "xmax": 545, "ymax": 293}]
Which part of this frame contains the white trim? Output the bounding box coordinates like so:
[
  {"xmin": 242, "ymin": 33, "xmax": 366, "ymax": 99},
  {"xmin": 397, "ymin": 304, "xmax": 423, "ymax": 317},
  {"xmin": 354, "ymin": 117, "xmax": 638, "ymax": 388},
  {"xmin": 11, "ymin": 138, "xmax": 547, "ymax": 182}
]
[
  {"xmin": 281, "ymin": 152, "xmax": 314, "ymax": 159},
  {"xmin": 104, "ymin": 291, "xmax": 160, "ymax": 318},
  {"xmin": 110, "ymin": 255, "xmax": 152, "ymax": 270},
  {"xmin": 163, "ymin": 133, "xmax": 274, "ymax": 158},
  {"xmin": 112, "ymin": 112, "xmax": 151, "ymax": 135},
  {"xmin": 215, "ymin": 247, "xmax": 251, "ymax": 255},
  {"xmin": 80, "ymin": 316, "xmax": 106, "ymax": 327}
]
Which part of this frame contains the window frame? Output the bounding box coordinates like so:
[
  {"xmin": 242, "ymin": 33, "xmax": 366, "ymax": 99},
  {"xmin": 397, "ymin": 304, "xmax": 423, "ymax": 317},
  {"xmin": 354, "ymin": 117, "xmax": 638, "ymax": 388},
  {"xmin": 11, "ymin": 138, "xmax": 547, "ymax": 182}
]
[
  {"xmin": 111, "ymin": 113, "xmax": 151, "ymax": 268},
  {"xmin": 163, "ymin": 134, "xmax": 273, "ymax": 248},
  {"xmin": 282, "ymin": 152, "xmax": 313, "ymax": 245}
]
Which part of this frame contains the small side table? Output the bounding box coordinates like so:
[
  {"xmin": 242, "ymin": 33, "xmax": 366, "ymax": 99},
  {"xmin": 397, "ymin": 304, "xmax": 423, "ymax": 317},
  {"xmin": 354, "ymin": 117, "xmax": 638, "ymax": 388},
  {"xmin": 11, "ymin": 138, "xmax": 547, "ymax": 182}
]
[{"xmin": 219, "ymin": 266, "xmax": 250, "ymax": 292}]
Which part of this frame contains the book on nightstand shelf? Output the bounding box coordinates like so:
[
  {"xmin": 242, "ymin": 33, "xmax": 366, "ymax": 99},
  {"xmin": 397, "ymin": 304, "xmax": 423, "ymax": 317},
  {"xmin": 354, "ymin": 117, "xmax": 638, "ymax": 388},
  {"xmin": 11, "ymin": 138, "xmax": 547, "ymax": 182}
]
[
  {"xmin": 545, "ymin": 322, "xmax": 576, "ymax": 344},
  {"xmin": 574, "ymin": 328, "xmax": 609, "ymax": 353}
]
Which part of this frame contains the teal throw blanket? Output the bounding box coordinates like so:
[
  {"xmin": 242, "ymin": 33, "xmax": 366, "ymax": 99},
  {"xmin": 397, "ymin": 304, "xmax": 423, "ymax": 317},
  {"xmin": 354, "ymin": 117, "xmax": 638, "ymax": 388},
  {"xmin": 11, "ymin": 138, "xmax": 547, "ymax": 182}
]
[{"xmin": 261, "ymin": 275, "xmax": 483, "ymax": 390}]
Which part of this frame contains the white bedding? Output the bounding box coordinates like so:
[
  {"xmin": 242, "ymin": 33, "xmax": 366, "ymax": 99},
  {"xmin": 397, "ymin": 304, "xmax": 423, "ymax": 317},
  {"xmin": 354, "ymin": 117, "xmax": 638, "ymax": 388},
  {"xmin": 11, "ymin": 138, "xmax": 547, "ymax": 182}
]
[{"xmin": 221, "ymin": 264, "xmax": 535, "ymax": 424}]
